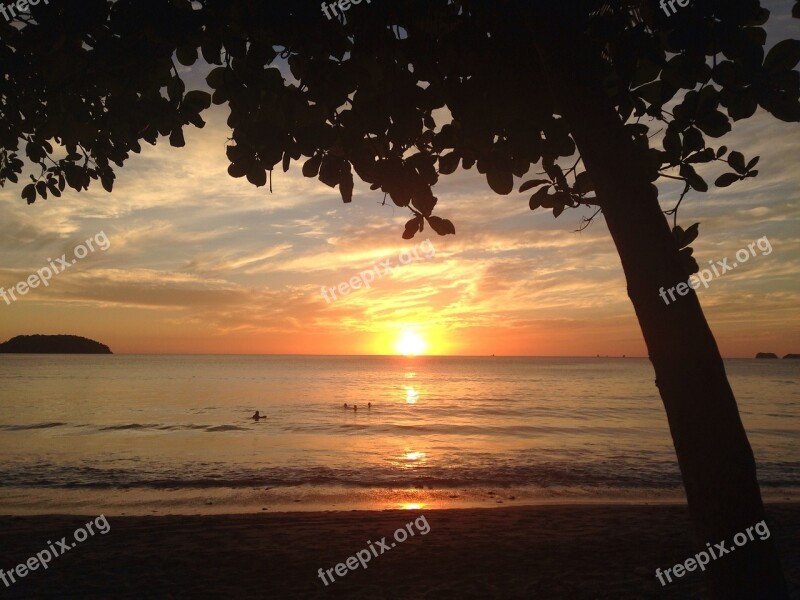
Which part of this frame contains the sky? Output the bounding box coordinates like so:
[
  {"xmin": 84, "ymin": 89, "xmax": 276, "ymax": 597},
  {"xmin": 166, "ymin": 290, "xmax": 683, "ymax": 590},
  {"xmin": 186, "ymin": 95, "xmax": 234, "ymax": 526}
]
[{"xmin": 0, "ymin": 2, "xmax": 798, "ymax": 357}]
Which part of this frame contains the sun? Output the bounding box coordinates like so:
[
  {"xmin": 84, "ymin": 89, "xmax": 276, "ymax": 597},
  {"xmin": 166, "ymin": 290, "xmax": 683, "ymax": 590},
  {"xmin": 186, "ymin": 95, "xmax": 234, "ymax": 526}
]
[{"xmin": 396, "ymin": 331, "xmax": 426, "ymax": 356}]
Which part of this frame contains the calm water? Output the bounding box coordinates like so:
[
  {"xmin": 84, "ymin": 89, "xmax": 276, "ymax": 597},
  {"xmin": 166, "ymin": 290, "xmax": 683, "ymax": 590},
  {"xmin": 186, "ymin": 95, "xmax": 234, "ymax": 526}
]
[{"xmin": 0, "ymin": 355, "xmax": 797, "ymax": 514}]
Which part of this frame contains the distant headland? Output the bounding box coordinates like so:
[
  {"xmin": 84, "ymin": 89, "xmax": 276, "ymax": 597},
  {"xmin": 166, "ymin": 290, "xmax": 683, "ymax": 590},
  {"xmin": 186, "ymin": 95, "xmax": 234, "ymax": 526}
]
[
  {"xmin": 755, "ymin": 352, "xmax": 799, "ymax": 359},
  {"xmin": 0, "ymin": 335, "xmax": 112, "ymax": 354}
]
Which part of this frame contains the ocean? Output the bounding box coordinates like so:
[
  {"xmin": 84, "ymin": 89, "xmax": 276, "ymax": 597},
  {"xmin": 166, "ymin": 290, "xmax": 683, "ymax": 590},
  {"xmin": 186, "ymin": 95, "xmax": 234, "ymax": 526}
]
[{"xmin": 0, "ymin": 355, "xmax": 797, "ymax": 515}]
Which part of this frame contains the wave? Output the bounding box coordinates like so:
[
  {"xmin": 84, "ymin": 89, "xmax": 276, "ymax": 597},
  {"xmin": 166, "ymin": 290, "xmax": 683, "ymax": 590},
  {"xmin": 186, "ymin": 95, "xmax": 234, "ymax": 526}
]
[
  {"xmin": 2, "ymin": 460, "xmax": 797, "ymax": 491},
  {"xmin": 0, "ymin": 422, "xmax": 67, "ymax": 431},
  {"xmin": 205, "ymin": 425, "xmax": 249, "ymax": 432},
  {"xmin": 0, "ymin": 422, "xmax": 254, "ymax": 433}
]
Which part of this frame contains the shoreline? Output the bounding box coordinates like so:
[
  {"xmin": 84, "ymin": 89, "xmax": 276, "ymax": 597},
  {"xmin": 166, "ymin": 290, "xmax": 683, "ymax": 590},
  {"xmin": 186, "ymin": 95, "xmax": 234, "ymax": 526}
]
[
  {"xmin": 1, "ymin": 503, "xmax": 798, "ymax": 599},
  {"xmin": 1, "ymin": 484, "xmax": 796, "ymax": 517}
]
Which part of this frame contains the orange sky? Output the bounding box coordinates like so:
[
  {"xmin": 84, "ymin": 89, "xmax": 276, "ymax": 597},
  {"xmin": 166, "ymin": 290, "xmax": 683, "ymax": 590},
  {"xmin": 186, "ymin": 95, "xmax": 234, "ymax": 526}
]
[{"xmin": 1, "ymin": 13, "xmax": 799, "ymax": 357}]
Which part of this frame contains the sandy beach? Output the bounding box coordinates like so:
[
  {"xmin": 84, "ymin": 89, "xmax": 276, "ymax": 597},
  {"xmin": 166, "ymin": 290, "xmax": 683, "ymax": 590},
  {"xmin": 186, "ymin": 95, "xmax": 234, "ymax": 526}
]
[{"xmin": 0, "ymin": 503, "xmax": 798, "ymax": 599}]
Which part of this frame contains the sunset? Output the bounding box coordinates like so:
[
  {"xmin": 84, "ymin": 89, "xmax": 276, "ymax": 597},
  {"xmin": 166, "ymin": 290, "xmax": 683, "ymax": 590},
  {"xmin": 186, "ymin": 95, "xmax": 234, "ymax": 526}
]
[{"xmin": 0, "ymin": 1, "xmax": 798, "ymax": 598}]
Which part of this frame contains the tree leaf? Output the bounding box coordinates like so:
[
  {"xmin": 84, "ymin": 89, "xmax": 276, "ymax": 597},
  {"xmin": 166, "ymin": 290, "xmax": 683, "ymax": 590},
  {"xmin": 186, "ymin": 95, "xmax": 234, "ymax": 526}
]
[
  {"xmin": 438, "ymin": 152, "xmax": 460, "ymax": 175},
  {"xmin": 183, "ymin": 91, "xmax": 212, "ymax": 113},
  {"xmin": 486, "ymin": 168, "xmax": 513, "ymax": 195},
  {"xmin": 686, "ymin": 148, "xmax": 715, "ymax": 164},
  {"xmin": 47, "ymin": 179, "xmax": 61, "ymax": 197},
  {"xmin": 663, "ymin": 128, "xmax": 681, "ymax": 157},
  {"xmin": 319, "ymin": 156, "xmax": 342, "ymax": 188},
  {"xmin": 683, "ymin": 128, "xmax": 705, "ymax": 155},
  {"xmin": 302, "ymin": 155, "xmax": 322, "ymax": 178},
  {"xmin": 22, "ymin": 183, "xmax": 36, "ymax": 204},
  {"xmin": 680, "ymin": 164, "xmax": 708, "ymax": 192},
  {"xmin": 402, "ymin": 216, "xmax": 423, "ymax": 240},
  {"xmin": 574, "ymin": 171, "xmax": 594, "ymax": 194},
  {"xmin": 764, "ymin": 39, "xmax": 800, "ymax": 73},
  {"xmin": 167, "ymin": 76, "xmax": 185, "ymax": 102},
  {"xmin": 695, "ymin": 110, "xmax": 731, "ymax": 138},
  {"xmin": 176, "ymin": 45, "xmax": 198, "ymax": 66},
  {"xmin": 339, "ymin": 170, "xmax": 354, "ymax": 203},
  {"xmin": 519, "ymin": 179, "xmax": 550, "ymax": 193},
  {"xmin": 246, "ymin": 165, "xmax": 267, "ymax": 187},
  {"xmin": 206, "ymin": 67, "xmax": 227, "ymax": 89},
  {"xmin": 228, "ymin": 160, "xmax": 248, "ymax": 178},
  {"xmin": 426, "ymin": 215, "xmax": 456, "ymax": 235},
  {"xmin": 169, "ymin": 128, "xmax": 186, "ymax": 148},
  {"xmin": 100, "ymin": 172, "xmax": 114, "ymax": 193},
  {"xmin": 529, "ymin": 186, "xmax": 551, "ymax": 210},
  {"xmin": 728, "ymin": 151, "xmax": 746, "ymax": 174},
  {"xmin": 683, "ymin": 223, "xmax": 700, "ymax": 247},
  {"xmin": 715, "ymin": 173, "xmax": 741, "ymax": 187}
]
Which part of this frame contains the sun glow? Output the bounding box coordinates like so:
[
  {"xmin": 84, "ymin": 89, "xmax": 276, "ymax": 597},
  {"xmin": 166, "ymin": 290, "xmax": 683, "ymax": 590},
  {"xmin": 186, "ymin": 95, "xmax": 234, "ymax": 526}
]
[{"xmin": 396, "ymin": 330, "xmax": 426, "ymax": 356}]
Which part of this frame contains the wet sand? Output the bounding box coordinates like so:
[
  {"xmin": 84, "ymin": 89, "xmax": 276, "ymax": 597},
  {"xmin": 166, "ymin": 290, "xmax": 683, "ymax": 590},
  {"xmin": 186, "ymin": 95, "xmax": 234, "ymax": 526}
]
[{"xmin": 0, "ymin": 503, "xmax": 798, "ymax": 599}]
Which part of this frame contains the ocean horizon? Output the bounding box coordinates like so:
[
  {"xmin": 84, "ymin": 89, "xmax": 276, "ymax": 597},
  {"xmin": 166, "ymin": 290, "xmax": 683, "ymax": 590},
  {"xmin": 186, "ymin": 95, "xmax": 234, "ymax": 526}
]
[{"xmin": 1, "ymin": 355, "xmax": 797, "ymax": 516}]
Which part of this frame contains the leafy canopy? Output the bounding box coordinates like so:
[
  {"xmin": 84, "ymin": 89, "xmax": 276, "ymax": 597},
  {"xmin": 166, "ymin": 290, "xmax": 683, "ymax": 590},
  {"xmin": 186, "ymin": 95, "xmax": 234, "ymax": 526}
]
[{"xmin": 0, "ymin": 0, "xmax": 798, "ymax": 247}]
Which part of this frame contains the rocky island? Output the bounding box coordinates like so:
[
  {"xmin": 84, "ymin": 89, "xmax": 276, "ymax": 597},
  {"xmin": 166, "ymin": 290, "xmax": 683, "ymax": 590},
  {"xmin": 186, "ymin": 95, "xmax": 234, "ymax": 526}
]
[{"xmin": 0, "ymin": 335, "xmax": 112, "ymax": 354}]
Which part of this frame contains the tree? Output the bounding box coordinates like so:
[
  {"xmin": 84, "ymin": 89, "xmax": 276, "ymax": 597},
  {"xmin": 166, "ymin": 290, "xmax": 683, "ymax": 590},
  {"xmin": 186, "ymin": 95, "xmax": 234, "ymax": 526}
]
[{"xmin": 1, "ymin": 0, "xmax": 798, "ymax": 596}]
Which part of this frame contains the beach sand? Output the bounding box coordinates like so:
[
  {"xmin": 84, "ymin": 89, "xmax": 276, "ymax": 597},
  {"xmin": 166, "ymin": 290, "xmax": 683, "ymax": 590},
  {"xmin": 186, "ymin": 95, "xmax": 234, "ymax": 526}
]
[{"xmin": 0, "ymin": 503, "xmax": 798, "ymax": 599}]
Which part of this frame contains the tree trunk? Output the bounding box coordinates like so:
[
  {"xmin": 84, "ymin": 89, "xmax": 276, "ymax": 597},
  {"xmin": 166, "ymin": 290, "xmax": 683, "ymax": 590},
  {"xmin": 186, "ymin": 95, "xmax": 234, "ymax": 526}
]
[{"xmin": 517, "ymin": 4, "xmax": 789, "ymax": 598}]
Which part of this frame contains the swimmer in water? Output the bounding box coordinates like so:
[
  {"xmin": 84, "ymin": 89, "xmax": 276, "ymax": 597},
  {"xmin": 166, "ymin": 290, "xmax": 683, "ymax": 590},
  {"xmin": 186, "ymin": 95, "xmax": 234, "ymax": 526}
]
[
  {"xmin": 252, "ymin": 411, "xmax": 265, "ymax": 421},
  {"xmin": 353, "ymin": 404, "xmax": 358, "ymax": 411},
  {"xmin": 368, "ymin": 402, "xmax": 371, "ymax": 409},
  {"xmin": 343, "ymin": 403, "xmax": 348, "ymax": 409}
]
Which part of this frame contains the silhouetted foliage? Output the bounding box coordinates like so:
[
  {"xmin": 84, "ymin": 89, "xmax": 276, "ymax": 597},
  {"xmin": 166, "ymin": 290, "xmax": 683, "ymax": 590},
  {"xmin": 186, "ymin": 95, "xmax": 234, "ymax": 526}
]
[{"xmin": 1, "ymin": 1, "xmax": 797, "ymax": 251}]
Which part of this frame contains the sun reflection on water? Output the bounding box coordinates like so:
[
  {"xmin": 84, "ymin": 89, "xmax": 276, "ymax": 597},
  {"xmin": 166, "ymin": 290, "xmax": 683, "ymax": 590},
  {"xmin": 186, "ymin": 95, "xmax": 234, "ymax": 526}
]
[{"xmin": 405, "ymin": 386, "xmax": 419, "ymax": 403}]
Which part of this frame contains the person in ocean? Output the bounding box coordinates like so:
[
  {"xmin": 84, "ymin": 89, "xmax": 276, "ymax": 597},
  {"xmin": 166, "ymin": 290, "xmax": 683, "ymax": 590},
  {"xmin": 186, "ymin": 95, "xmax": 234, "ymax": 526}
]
[
  {"xmin": 353, "ymin": 404, "xmax": 357, "ymax": 411},
  {"xmin": 343, "ymin": 403, "xmax": 348, "ymax": 409},
  {"xmin": 252, "ymin": 411, "xmax": 266, "ymax": 421},
  {"xmin": 367, "ymin": 402, "xmax": 371, "ymax": 409}
]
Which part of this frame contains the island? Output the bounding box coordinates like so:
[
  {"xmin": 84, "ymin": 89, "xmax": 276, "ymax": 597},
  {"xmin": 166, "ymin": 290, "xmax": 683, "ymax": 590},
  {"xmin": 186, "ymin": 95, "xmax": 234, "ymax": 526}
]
[
  {"xmin": 0, "ymin": 335, "xmax": 112, "ymax": 354},
  {"xmin": 755, "ymin": 352, "xmax": 778, "ymax": 359},
  {"xmin": 784, "ymin": 354, "xmax": 800, "ymax": 359}
]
